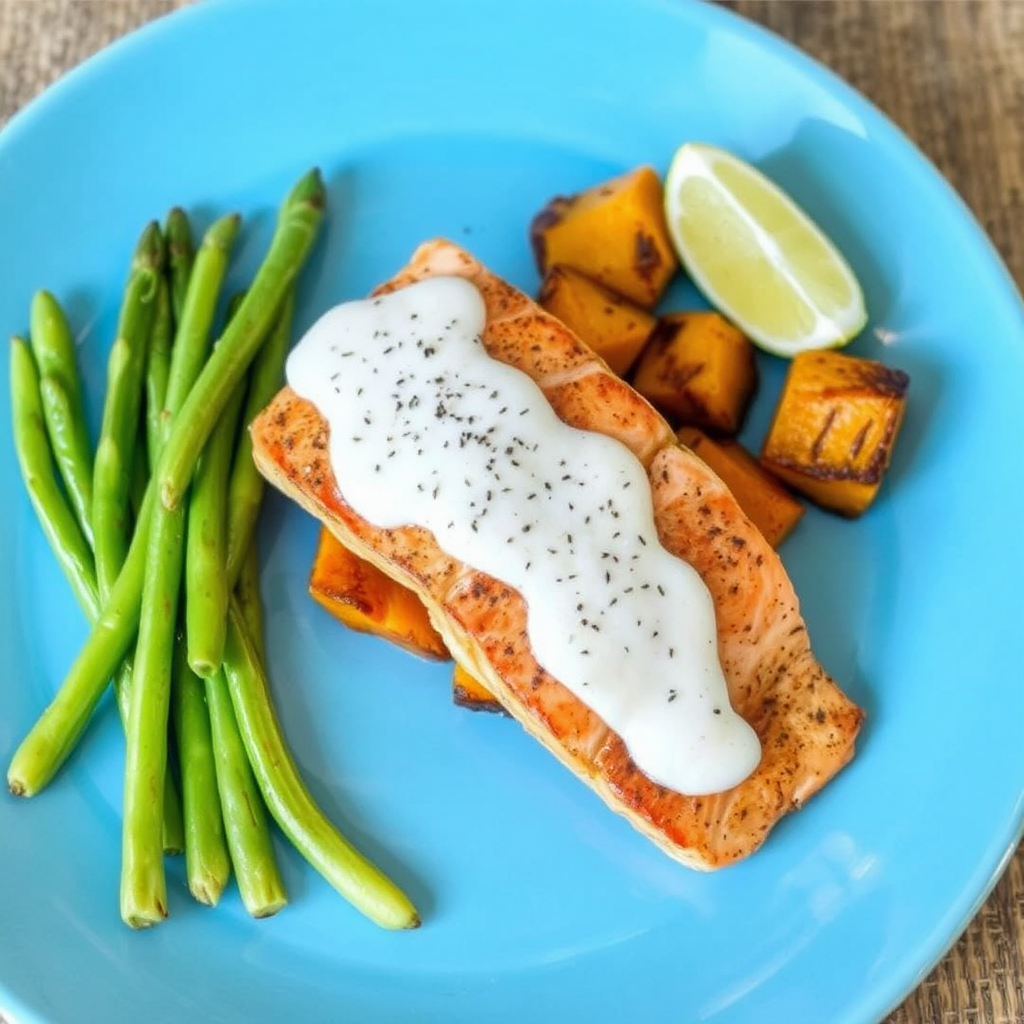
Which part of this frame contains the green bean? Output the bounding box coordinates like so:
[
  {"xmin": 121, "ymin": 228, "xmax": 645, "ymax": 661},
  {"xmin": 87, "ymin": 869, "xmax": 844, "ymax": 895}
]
[
  {"xmin": 7, "ymin": 487, "xmax": 153, "ymax": 796},
  {"xmin": 185, "ymin": 286, "xmax": 247, "ymax": 673},
  {"xmin": 28, "ymin": 291, "xmax": 84, "ymax": 410},
  {"xmin": 4, "ymin": 474, "xmax": 189, "ymax": 871},
  {"xmin": 129, "ymin": 430, "xmax": 149, "ymax": 521},
  {"xmin": 222, "ymin": 601, "xmax": 420, "ymax": 930},
  {"xmin": 120, "ymin": 499, "xmax": 184, "ymax": 927},
  {"xmin": 233, "ymin": 536, "xmax": 266, "ymax": 665},
  {"xmin": 145, "ymin": 278, "xmax": 174, "ymax": 473},
  {"xmin": 92, "ymin": 222, "xmax": 163, "ymax": 598},
  {"xmin": 171, "ymin": 642, "xmax": 230, "ymax": 905},
  {"xmin": 186, "ymin": 381, "xmax": 244, "ymax": 677},
  {"xmin": 186, "ymin": 290, "xmax": 248, "ymax": 675},
  {"xmin": 35, "ymin": 378, "xmax": 93, "ymax": 548},
  {"xmin": 165, "ymin": 207, "xmax": 195, "ymax": 327},
  {"xmin": 207, "ymin": 665, "xmax": 286, "ymax": 917},
  {"xmin": 225, "ymin": 289, "xmax": 295, "ymax": 585},
  {"xmin": 10, "ymin": 338, "xmax": 97, "ymax": 620},
  {"xmin": 30, "ymin": 292, "xmax": 94, "ymax": 545},
  {"xmin": 157, "ymin": 214, "xmax": 240, "ymax": 449},
  {"xmin": 159, "ymin": 723, "xmax": 186, "ymax": 856},
  {"xmin": 158, "ymin": 169, "xmax": 326, "ymax": 512}
]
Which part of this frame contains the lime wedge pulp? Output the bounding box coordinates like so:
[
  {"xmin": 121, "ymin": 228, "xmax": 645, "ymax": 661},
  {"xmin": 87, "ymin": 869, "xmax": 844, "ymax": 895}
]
[{"xmin": 663, "ymin": 143, "xmax": 867, "ymax": 358}]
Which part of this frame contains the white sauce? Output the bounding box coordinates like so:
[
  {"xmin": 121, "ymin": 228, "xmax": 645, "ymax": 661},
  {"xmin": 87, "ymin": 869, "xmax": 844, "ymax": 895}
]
[{"xmin": 286, "ymin": 276, "xmax": 761, "ymax": 795}]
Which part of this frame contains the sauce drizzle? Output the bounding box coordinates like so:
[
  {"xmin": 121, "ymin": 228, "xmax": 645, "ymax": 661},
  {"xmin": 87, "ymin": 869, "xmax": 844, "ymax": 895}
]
[{"xmin": 287, "ymin": 276, "xmax": 761, "ymax": 794}]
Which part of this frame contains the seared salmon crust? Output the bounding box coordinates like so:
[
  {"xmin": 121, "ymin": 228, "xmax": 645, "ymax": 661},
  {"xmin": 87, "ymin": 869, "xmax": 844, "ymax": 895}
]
[{"xmin": 251, "ymin": 240, "xmax": 864, "ymax": 870}]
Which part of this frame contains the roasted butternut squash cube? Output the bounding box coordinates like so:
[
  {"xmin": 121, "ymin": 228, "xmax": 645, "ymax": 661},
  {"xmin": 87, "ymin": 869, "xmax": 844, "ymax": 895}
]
[
  {"xmin": 539, "ymin": 265, "xmax": 656, "ymax": 376},
  {"xmin": 452, "ymin": 662, "xmax": 507, "ymax": 715},
  {"xmin": 309, "ymin": 527, "xmax": 449, "ymax": 660},
  {"xmin": 677, "ymin": 426, "xmax": 804, "ymax": 547},
  {"xmin": 632, "ymin": 311, "xmax": 757, "ymax": 434},
  {"xmin": 760, "ymin": 350, "xmax": 910, "ymax": 517},
  {"xmin": 530, "ymin": 166, "xmax": 678, "ymax": 308}
]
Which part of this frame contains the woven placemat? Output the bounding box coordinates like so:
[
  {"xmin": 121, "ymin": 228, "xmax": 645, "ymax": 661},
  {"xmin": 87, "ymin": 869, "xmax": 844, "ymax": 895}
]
[{"xmin": 2, "ymin": 3, "xmax": 1022, "ymax": 1023}]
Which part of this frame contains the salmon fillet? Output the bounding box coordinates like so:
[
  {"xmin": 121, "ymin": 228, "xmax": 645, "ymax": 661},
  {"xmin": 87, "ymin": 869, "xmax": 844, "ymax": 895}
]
[{"xmin": 251, "ymin": 239, "xmax": 864, "ymax": 870}]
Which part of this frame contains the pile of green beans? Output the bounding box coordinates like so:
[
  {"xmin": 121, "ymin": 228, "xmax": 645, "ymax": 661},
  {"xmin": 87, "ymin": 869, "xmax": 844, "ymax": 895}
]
[{"xmin": 6, "ymin": 170, "xmax": 420, "ymax": 932}]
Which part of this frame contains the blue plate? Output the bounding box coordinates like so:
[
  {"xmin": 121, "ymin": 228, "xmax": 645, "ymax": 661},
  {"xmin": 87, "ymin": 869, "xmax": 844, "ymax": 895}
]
[{"xmin": 2, "ymin": 1, "xmax": 1024, "ymax": 1021}]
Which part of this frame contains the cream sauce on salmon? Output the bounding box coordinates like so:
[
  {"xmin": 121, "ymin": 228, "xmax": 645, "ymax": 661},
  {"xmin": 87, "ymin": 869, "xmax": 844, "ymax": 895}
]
[{"xmin": 286, "ymin": 276, "xmax": 760, "ymax": 794}]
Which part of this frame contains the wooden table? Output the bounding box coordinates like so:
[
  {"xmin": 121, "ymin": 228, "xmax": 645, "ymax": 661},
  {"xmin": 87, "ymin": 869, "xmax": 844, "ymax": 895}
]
[{"xmin": 2, "ymin": 2, "xmax": 1022, "ymax": 1021}]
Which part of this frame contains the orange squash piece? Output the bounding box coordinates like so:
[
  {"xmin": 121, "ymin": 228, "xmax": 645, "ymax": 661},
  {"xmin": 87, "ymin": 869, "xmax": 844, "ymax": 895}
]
[
  {"xmin": 632, "ymin": 311, "xmax": 757, "ymax": 434},
  {"xmin": 310, "ymin": 531, "xmax": 509, "ymax": 713},
  {"xmin": 530, "ymin": 166, "xmax": 678, "ymax": 308},
  {"xmin": 308, "ymin": 527, "xmax": 449, "ymax": 659},
  {"xmin": 760, "ymin": 350, "xmax": 910, "ymax": 517},
  {"xmin": 538, "ymin": 265, "xmax": 655, "ymax": 376},
  {"xmin": 676, "ymin": 426, "xmax": 804, "ymax": 547},
  {"xmin": 452, "ymin": 662, "xmax": 507, "ymax": 715}
]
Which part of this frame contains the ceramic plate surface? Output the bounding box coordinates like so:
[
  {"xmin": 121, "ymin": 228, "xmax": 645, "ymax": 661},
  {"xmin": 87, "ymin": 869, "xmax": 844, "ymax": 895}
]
[{"xmin": 2, "ymin": 1, "xmax": 1023, "ymax": 1022}]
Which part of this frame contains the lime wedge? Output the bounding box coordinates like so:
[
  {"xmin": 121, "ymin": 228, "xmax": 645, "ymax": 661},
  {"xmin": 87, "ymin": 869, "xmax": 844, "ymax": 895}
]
[{"xmin": 663, "ymin": 143, "xmax": 867, "ymax": 358}]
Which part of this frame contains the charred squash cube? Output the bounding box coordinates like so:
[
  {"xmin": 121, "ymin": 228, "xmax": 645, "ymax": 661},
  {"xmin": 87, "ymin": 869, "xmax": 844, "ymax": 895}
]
[
  {"xmin": 677, "ymin": 426, "xmax": 804, "ymax": 547},
  {"xmin": 530, "ymin": 166, "xmax": 678, "ymax": 308},
  {"xmin": 632, "ymin": 311, "xmax": 757, "ymax": 434},
  {"xmin": 309, "ymin": 527, "xmax": 450, "ymax": 660},
  {"xmin": 539, "ymin": 265, "xmax": 656, "ymax": 376},
  {"xmin": 760, "ymin": 350, "xmax": 910, "ymax": 517}
]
